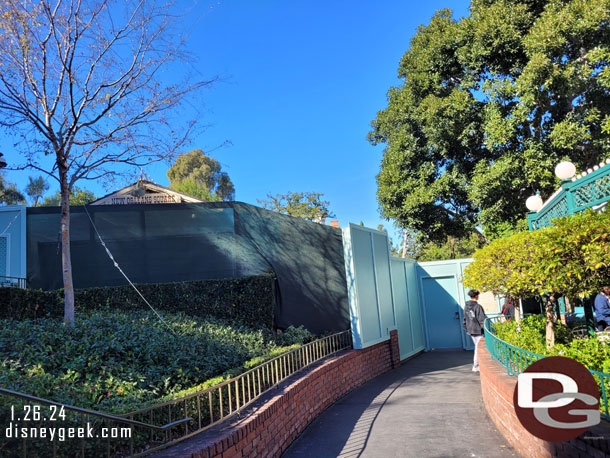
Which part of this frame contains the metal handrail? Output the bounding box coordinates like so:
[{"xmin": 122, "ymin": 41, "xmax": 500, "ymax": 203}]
[
  {"xmin": 0, "ymin": 329, "xmax": 352, "ymax": 457},
  {"xmin": 0, "ymin": 387, "xmax": 191, "ymax": 431},
  {"xmin": 484, "ymin": 317, "xmax": 610, "ymax": 419},
  {"xmin": 483, "ymin": 317, "xmax": 544, "ymax": 376}
]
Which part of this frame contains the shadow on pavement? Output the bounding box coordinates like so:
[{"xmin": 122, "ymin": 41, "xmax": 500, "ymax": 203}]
[{"xmin": 282, "ymin": 350, "xmax": 516, "ymax": 458}]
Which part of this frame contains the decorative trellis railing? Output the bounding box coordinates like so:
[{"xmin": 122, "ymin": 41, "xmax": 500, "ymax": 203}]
[{"xmin": 528, "ymin": 158, "xmax": 610, "ymax": 230}]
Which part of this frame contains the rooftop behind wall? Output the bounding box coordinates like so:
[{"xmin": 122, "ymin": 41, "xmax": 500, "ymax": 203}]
[{"xmin": 26, "ymin": 202, "xmax": 349, "ymax": 334}]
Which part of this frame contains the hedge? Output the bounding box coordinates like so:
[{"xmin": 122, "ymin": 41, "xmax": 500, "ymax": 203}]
[{"xmin": 0, "ymin": 274, "xmax": 276, "ymax": 327}]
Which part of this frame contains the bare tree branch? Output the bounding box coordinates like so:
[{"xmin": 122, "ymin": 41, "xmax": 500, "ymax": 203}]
[{"xmin": 0, "ymin": 0, "xmax": 212, "ymax": 324}]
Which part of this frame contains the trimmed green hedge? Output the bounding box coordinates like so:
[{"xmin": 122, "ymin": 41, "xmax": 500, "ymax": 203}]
[{"xmin": 0, "ymin": 274, "xmax": 275, "ymax": 327}]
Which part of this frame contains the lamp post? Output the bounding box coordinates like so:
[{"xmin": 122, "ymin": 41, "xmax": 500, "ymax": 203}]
[
  {"xmin": 525, "ymin": 192, "xmax": 543, "ymax": 212},
  {"xmin": 529, "ymin": 161, "xmax": 577, "ymax": 324},
  {"xmin": 554, "ymin": 161, "xmax": 576, "ymax": 181},
  {"xmin": 525, "ymin": 160, "xmax": 577, "ymax": 214}
]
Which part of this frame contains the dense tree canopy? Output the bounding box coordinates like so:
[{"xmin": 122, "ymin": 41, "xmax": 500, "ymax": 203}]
[
  {"xmin": 415, "ymin": 233, "xmax": 486, "ymax": 261},
  {"xmin": 0, "ymin": 174, "xmax": 25, "ymax": 205},
  {"xmin": 167, "ymin": 150, "xmax": 235, "ymax": 202},
  {"xmin": 258, "ymin": 192, "xmax": 335, "ymax": 222},
  {"xmin": 370, "ymin": 0, "xmax": 610, "ymax": 241},
  {"xmin": 41, "ymin": 187, "xmax": 97, "ymax": 206}
]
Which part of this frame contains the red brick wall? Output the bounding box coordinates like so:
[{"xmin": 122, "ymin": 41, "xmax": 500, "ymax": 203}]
[
  {"xmin": 478, "ymin": 338, "xmax": 610, "ymax": 458},
  {"xmin": 170, "ymin": 330, "xmax": 400, "ymax": 458}
]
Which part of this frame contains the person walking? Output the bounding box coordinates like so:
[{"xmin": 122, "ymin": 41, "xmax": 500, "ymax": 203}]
[
  {"xmin": 594, "ymin": 286, "xmax": 610, "ymax": 331},
  {"xmin": 501, "ymin": 300, "xmax": 515, "ymax": 321},
  {"xmin": 463, "ymin": 289, "xmax": 487, "ymax": 372}
]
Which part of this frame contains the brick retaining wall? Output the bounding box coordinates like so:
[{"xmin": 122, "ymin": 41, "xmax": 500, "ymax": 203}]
[
  {"xmin": 478, "ymin": 338, "xmax": 610, "ymax": 458},
  {"xmin": 155, "ymin": 330, "xmax": 401, "ymax": 458}
]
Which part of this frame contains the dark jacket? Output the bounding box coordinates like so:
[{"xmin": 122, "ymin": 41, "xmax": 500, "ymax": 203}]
[
  {"xmin": 463, "ymin": 300, "xmax": 486, "ymax": 336},
  {"xmin": 502, "ymin": 304, "xmax": 515, "ymax": 321}
]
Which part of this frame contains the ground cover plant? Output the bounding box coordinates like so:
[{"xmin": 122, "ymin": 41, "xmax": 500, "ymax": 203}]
[{"xmin": 0, "ymin": 308, "xmax": 314, "ymax": 414}]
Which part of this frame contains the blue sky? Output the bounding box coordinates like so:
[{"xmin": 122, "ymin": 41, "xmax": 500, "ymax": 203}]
[{"xmin": 4, "ymin": 0, "xmax": 470, "ymax": 240}]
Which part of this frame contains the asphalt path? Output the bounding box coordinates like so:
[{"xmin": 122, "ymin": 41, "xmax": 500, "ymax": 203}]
[{"xmin": 282, "ymin": 350, "xmax": 518, "ymax": 458}]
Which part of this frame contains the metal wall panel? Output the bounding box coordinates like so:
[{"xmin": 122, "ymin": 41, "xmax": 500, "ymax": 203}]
[
  {"xmin": 372, "ymin": 233, "xmax": 396, "ymax": 336},
  {"xmin": 405, "ymin": 260, "xmax": 426, "ymax": 353},
  {"xmin": 390, "ymin": 257, "xmax": 426, "ymax": 359},
  {"xmin": 342, "ymin": 224, "xmax": 396, "ymax": 349},
  {"xmin": 0, "ymin": 206, "xmax": 26, "ymax": 282}
]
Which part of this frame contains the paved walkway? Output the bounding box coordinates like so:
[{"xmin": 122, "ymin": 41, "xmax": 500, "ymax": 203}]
[{"xmin": 282, "ymin": 351, "xmax": 517, "ymax": 458}]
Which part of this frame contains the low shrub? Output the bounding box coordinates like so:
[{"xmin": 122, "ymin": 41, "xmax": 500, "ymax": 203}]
[
  {"xmin": 493, "ymin": 315, "xmax": 573, "ymax": 355},
  {"xmin": 0, "ymin": 309, "xmax": 313, "ymax": 414},
  {"xmin": 277, "ymin": 325, "xmax": 317, "ymax": 346},
  {"xmin": 492, "ymin": 315, "xmax": 610, "ymax": 373},
  {"xmin": 0, "ymin": 274, "xmax": 275, "ymax": 328}
]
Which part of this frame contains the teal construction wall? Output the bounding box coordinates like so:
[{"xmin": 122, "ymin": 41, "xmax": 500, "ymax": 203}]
[{"xmin": 0, "ymin": 206, "xmax": 26, "ymax": 281}]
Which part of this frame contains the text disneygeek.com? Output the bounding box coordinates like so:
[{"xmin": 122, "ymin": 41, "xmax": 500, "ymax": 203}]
[{"xmin": 4, "ymin": 423, "xmax": 132, "ymax": 441}]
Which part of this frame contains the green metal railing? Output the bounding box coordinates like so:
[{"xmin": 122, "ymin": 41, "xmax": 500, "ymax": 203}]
[
  {"xmin": 484, "ymin": 317, "xmax": 544, "ymax": 376},
  {"xmin": 528, "ymin": 159, "xmax": 610, "ymax": 230},
  {"xmin": 0, "ymin": 330, "xmax": 352, "ymax": 457},
  {"xmin": 484, "ymin": 317, "xmax": 610, "ymax": 419}
]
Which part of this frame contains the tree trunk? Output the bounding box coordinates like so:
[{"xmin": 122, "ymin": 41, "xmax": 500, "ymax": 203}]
[
  {"xmin": 516, "ymin": 297, "xmax": 522, "ymax": 323},
  {"xmin": 60, "ymin": 174, "xmax": 75, "ymax": 326},
  {"xmin": 401, "ymin": 230, "xmax": 408, "ymax": 258},
  {"xmin": 545, "ymin": 294, "xmax": 556, "ymax": 348}
]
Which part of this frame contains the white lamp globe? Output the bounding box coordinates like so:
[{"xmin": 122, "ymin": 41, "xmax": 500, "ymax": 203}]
[
  {"xmin": 526, "ymin": 194, "xmax": 543, "ymax": 212},
  {"xmin": 554, "ymin": 161, "xmax": 576, "ymax": 180}
]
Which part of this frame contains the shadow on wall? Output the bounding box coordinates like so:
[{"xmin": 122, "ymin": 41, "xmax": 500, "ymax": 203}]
[
  {"xmin": 233, "ymin": 203, "xmax": 349, "ymax": 334},
  {"xmin": 26, "ymin": 202, "xmax": 349, "ymax": 334}
]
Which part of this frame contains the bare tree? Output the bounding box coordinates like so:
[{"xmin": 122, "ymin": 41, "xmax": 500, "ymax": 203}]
[{"xmin": 0, "ymin": 0, "xmax": 213, "ymax": 324}]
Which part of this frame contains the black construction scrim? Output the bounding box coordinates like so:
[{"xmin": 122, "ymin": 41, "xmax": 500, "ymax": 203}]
[{"xmin": 26, "ymin": 202, "xmax": 349, "ymax": 333}]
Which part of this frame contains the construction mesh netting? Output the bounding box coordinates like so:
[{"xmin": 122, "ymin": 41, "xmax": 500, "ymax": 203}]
[{"xmin": 26, "ymin": 202, "xmax": 349, "ymax": 333}]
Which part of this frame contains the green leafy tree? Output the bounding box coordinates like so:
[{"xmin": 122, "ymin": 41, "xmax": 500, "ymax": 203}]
[
  {"xmin": 376, "ymin": 225, "xmax": 402, "ymax": 257},
  {"xmin": 258, "ymin": 192, "xmax": 335, "ymax": 222},
  {"xmin": 464, "ymin": 232, "xmax": 540, "ymax": 324},
  {"xmin": 167, "ymin": 150, "xmax": 235, "ymax": 202},
  {"xmin": 41, "ymin": 188, "xmax": 97, "ymax": 206},
  {"xmin": 416, "ymin": 233, "xmax": 486, "ymax": 262},
  {"xmin": 25, "ymin": 176, "xmax": 49, "ymax": 207},
  {"xmin": 464, "ymin": 210, "xmax": 610, "ymax": 347},
  {"xmin": 0, "ymin": 173, "xmax": 25, "ymax": 205},
  {"xmin": 370, "ymin": 0, "xmax": 610, "ymax": 241}
]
